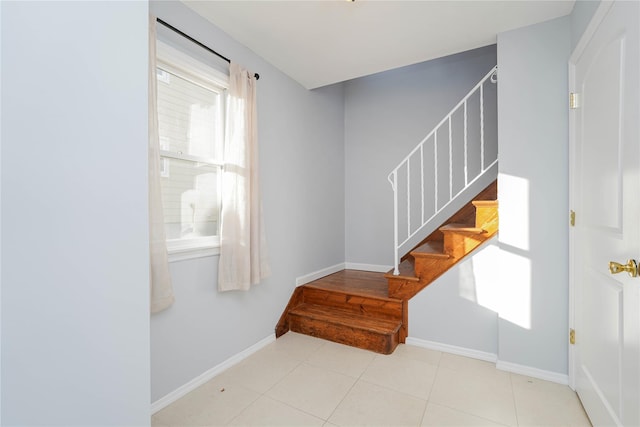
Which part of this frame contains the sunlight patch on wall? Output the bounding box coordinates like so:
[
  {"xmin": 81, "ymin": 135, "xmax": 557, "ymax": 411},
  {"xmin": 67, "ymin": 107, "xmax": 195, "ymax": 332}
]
[
  {"xmin": 498, "ymin": 250, "xmax": 532, "ymax": 330},
  {"xmin": 456, "ymin": 240, "xmax": 531, "ymax": 329},
  {"xmin": 458, "ymin": 259, "xmax": 478, "ymax": 303},
  {"xmin": 458, "ymin": 242, "xmax": 501, "ymax": 313},
  {"xmin": 472, "ymin": 243, "xmax": 502, "ymax": 314}
]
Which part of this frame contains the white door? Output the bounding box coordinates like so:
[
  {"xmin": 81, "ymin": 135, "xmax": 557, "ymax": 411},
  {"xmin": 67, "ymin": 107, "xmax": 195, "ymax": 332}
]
[{"xmin": 571, "ymin": 1, "xmax": 640, "ymax": 426}]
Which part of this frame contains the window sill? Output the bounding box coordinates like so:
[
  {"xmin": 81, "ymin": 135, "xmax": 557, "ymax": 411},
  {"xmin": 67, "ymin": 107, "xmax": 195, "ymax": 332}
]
[{"xmin": 167, "ymin": 239, "xmax": 220, "ymax": 262}]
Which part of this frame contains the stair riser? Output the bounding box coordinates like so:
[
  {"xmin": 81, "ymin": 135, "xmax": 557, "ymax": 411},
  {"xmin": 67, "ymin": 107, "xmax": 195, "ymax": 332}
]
[
  {"xmin": 275, "ymin": 287, "xmax": 304, "ymax": 338},
  {"xmin": 414, "ymin": 257, "xmax": 457, "ymax": 283},
  {"xmin": 388, "ymin": 278, "xmax": 421, "ymax": 300},
  {"xmin": 302, "ymin": 288, "xmax": 403, "ymax": 321},
  {"xmin": 474, "ymin": 208, "xmax": 498, "ymax": 231},
  {"xmin": 388, "ymin": 257, "xmax": 456, "ymax": 299},
  {"xmin": 288, "ymin": 314, "xmax": 398, "ymax": 355},
  {"xmin": 443, "ymin": 233, "xmax": 486, "ymax": 259}
]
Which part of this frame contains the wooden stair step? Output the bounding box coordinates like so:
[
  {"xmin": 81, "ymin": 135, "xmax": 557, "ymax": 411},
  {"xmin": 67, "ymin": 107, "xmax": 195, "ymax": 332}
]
[
  {"xmin": 302, "ymin": 286, "xmax": 403, "ymax": 321},
  {"xmin": 288, "ymin": 303, "xmax": 401, "ymax": 354},
  {"xmin": 411, "ymin": 241, "xmax": 451, "ymax": 259},
  {"xmin": 384, "ymin": 259, "xmax": 420, "ymax": 282},
  {"xmin": 303, "ymin": 270, "xmax": 389, "ymax": 299},
  {"xmin": 385, "ymin": 259, "xmax": 426, "ymax": 300},
  {"xmin": 289, "ymin": 304, "xmax": 402, "ymax": 333},
  {"xmin": 441, "ymin": 223, "xmax": 489, "ymax": 259},
  {"xmin": 472, "ymin": 200, "xmax": 498, "ymax": 230},
  {"xmin": 472, "ymin": 200, "xmax": 498, "ymax": 208},
  {"xmin": 440, "ymin": 224, "xmax": 487, "ymax": 234}
]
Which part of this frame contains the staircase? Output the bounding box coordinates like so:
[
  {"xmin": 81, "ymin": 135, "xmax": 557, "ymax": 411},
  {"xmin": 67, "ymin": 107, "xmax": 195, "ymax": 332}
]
[
  {"xmin": 385, "ymin": 180, "xmax": 497, "ymax": 300},
  {"xmin": 276, "ymin": 67, "xmax": 498, "ymax": 354},
  {"xmin": 275, "ymin": 181, "xmax": 497, "ymax": 354}
]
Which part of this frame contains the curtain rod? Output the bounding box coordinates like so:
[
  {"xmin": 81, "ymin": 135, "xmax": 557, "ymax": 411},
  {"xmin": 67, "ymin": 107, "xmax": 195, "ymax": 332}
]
[{"xmin": 156, "ymin": 18, "xmax": 260, "ymax": 80}]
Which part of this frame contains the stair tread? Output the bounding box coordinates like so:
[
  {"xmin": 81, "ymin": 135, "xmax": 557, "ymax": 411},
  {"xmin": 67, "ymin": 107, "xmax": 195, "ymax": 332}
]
[
  {"xmin": 411, "ymin": 241, "xmax": 450, "ymax": 259},
  {"xmin": 440, "ymin": 223, "xmax": 486, "ymax": 234},
  {"xmin": 304, "ymin": 270, "xmax": 392, "ymax": 300},
  {"xmin": 384, "ymin": 260, "xmax": 420, "ymax": 282},
  {"xmin": 472, "ymin": 200, "xmax": 498, "ymax": 207},
  {"xmin": 289, "ymin": 303, "xmax": 402, "ymax": 334}
]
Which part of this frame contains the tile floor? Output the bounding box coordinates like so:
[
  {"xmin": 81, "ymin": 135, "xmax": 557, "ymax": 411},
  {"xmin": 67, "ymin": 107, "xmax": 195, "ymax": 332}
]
[{"xmin": 152, "ymin": 332, "xmax": 591, "ymax": 426}]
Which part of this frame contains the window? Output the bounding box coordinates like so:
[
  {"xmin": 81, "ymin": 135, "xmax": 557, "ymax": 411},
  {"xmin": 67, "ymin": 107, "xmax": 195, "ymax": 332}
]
[{"xmin": 156, "ymin": 42, "xmax": 229, "ymax": 258}]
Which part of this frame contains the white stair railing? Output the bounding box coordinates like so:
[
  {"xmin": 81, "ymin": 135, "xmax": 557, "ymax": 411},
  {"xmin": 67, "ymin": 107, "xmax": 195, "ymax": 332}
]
[{"xmin": 388, "ymin": 66, "xmax": 498, "ymax": 275}]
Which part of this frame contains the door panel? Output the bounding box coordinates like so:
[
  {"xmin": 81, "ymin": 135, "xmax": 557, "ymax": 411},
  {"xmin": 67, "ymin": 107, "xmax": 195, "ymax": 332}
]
[
  {"xmin": 581, "ymin": 36, "xmax": 623, "ymax": 232},
  {"xmin": 581, "ymin": 270, "xmax": 622, "ymax": 415},
  {"xmin": 572, "ymin": 1, "xmax": 640, "ymax": 426}
]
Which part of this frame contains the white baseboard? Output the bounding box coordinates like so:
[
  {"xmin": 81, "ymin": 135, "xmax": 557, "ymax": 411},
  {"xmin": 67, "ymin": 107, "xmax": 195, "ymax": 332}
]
[
  {"xmin": 345, "ymin": 262, "xmax": 393, "ymax": 273},
  {"xmin": 406, "ymin": 337, "xmax": 497, "ymax": 362},
  {"xmin": 296, "ymin": 263, "xmax": 345, "ymax": 286},
  {"xmin": 496, "ymin": 360, "xmax": 569, "ymax": 385},
  {"xmin": 151, "ymin": 334, "xmax": 276, "ymax": 414},
  {"xmin": 405, "ymin": 337, "xmax": 569, "ymax": 385}
]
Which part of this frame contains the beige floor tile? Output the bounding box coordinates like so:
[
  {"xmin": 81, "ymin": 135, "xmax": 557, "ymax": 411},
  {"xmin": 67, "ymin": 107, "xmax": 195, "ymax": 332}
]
[
  {"xmin": 360, "ymin": 352, "xmax": 438, "ymax": 399},
  {"xmin": 152, "ymin": 335, "xmax": 594, "ymax": 427},
  {"xmin": 228, "ymin": 395, "xmax": 325, "ymax": 426},
  {"xmin": 429, "ymin": 365, "xmax": 517, "ymax": 426},
  {"xmin": 394, "ymin": 344, "xmax": 442, "ymax": 366},
  {"xmin": 511, "ymin": 374, "xmax": 592, "ymax": 426},
  {"xmin": 328, "ymin": 379, "xmax": 427, "ymax": 426},
  {"xmin": 152, "ymin": 378, "xmax": 260, "ymax": 426},
  {"xmin": 421, "ymin": 402, "xmax": 509, "ymax": 426},
  {"xmin": 266, "ymin": 362, "xmax": 357, "ymax": 419},
  {"xmin": 217, "ymin": 347, "xmax": 301, "ymax": 394},
  {"xmin": 439, "ymin": 352, "xmax": 498, "ymax": 376},
  {"xmin": 266, "ymin": 331, "xmax": 326, "ymax": 361},
  {"xmin": 305, "ymin": 340, "xmax": 377, "ymax": 377}
]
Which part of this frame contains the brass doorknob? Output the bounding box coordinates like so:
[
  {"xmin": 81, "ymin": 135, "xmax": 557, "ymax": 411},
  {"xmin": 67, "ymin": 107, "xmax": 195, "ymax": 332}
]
[{"xmin": 609, "ymin": 259, "xmax": 638, "ymax": 277}]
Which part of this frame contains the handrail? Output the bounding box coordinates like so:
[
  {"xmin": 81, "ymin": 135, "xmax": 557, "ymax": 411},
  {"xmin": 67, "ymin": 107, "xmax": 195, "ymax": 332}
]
[{"xmin": 388, "ymin": 66, "xmax": 498, "ymax": 275}]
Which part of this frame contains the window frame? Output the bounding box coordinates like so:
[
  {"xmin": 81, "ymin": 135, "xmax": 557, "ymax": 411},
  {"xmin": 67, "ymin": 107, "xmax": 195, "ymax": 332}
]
[{"xmin": 156, "ymin": 41, "xmax": 229, "ymax": 261}]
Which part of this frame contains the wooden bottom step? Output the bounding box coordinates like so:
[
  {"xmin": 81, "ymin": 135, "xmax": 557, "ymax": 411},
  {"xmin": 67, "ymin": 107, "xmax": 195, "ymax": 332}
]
[{"xmin": 288, "ymin": 303, "xmax": 401, "ymax": 354}]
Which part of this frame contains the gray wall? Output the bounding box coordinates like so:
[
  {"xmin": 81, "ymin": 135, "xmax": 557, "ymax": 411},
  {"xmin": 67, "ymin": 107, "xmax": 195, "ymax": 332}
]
[
  {"xmin": 150, "ymin": 1, "xmax": 346, "ymax": 402},
  {"xmin": 497, "ymin": 16, "xmax": 571, "ymax": 374},
  {"xmin": 1, "ymin": 2, "xmax": 151, "ymax": 425},
  {"xmin": 344, "ymin": 46, "xmax": 497, "ymax": 266}
]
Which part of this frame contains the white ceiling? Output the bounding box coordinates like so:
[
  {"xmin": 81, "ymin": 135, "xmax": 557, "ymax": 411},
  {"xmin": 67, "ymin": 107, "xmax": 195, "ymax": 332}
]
[{"xmin": 183, "ymin": 0, "xmax": 575, "ymax": 90}]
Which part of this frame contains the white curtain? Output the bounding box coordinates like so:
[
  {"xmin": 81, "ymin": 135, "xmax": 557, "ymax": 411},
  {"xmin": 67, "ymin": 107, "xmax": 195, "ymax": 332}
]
[
  {"xmin": 218, "ymin": 62, "xmax": 270, "ymax": 292},
  {"xmin": 149, "ymin": 15, "xmax": 175, "ymax": 312}
]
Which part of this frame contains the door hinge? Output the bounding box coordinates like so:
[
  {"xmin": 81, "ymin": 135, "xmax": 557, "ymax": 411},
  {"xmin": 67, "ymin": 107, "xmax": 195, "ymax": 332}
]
[
  {"xmin": 570, "ymin": 92, "xmax": 580, "ymax": 109},
  {"xmin": 570, "ymin": 328, "xmax": 576, "ymax": 345},
  {"xmin": 570, "ymin": 210, "xmax": 576, "ymax": 227}
]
